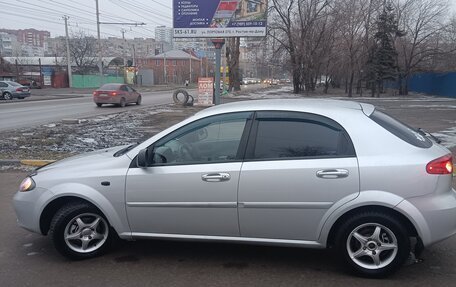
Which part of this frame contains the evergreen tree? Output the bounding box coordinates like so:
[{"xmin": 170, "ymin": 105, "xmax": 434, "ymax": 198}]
[{"xmin": 367, "ymin": 1, "xmax": 403, "ymax": 97}]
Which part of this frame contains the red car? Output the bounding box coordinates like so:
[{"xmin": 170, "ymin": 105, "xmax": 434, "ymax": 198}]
[{"xmin": 93, "ymin": 83, "xmax": 141, "ymax": 107}]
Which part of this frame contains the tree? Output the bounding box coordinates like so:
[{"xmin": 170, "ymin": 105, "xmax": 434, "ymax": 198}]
[
  {"xmin": 61, "ymin": 30, "xmax": 97, "ymax": 74},
  {"xmin": 395, "ymin": 0, "xmax": 450, "ymax": 95},
  {"xmin": 367, "ymin": 2, "xmax": 403, "ymax": 97},
  {"xmin": 226, "ymin": 37, "xmax": 241, "ymax": 91}
]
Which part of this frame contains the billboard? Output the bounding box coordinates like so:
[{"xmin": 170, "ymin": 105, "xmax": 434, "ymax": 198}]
[
  {"xmin": 197, "ymin": 77, "xmax": 214, "ymax": 106},
  {"xmin": 173, "ymin": 0, "xmax": 267, "ymax": 38}
]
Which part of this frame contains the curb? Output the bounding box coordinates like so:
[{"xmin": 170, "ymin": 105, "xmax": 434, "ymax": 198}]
[{"xmin": 0, "ymin": 159, "xmax": 55, "ymax": 167}]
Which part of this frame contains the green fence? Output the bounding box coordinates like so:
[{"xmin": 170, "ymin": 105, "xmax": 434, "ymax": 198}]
[{"xmin": 71, "ymin": 75, "xmax": 124, "ymax": 88}]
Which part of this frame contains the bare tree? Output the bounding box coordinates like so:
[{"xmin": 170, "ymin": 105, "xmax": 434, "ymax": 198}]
[
  {"xmin": 60, "ymin": 30, "xmax": 97, "ymax": 74},
  {"xmin": 226, "ymin": 37, "xmax": 241, "ymax": 91},
  {"xmin": 395, "ymin": 0, "xmax": 450, "ymax": 94}
]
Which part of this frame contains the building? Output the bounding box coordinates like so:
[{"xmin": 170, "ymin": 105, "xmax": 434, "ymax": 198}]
[
  {"xmin": 0, "ymin": 32, "xmax": 15, "ymax": 56},
  {"xmin": 140, "ymin": 50, "xmax": 203, "ymax": 85},
  {"xmin": 155, "ymin": 26, "xmax": 173, "ymax": 53},
  {"xmin": 0, "ymin": 28, "xmax": 50, "ymax": 48},
  {"xmin": 155, "ymin": 26, "xmax": 173, "ymax": 44}
]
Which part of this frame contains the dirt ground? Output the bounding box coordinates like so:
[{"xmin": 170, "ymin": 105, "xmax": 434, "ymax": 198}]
[{"xmin": 0, "ymin": 104, "xmax": 204, "ymax": 162}]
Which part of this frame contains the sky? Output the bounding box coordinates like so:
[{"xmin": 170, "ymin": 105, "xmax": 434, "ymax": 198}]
[
  {"xmin": 0, "ymin": 0, "xmax": 455, "ymax": 39},
  {"xmin": 0, "ymin": 0, "xmax": 173, "ymax": 39}
]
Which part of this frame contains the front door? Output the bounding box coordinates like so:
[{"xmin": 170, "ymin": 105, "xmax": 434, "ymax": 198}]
[{"xmin": 126, "ymin": 112, "xmax": 253, "ymax": 236}]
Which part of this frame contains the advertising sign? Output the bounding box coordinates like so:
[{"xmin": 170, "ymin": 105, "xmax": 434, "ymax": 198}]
[
  {"xmin": 173, "ymin": 0, "xmax": 267, "ymax": 38},
  {"xmin": 197, "ymin": 77, "xmax": 214, "ymax": 106}
]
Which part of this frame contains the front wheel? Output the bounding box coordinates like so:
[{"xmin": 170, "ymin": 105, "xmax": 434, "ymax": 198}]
[
  {"xmin": 49, "ymin": 202, "xmax": 112, "ymax": 260},
  {"xmin": 136, "ymin": 95, "xmax": 142, "ymax": 105},
  {"xmin": 335, "ymin": 212, "xmax": 410, "ymax": 278}
]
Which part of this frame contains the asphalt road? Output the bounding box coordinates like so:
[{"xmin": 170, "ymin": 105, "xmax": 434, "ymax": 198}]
[{"xmin": 0, "ymin": 90, "xmax": 193, "ymax": 132}]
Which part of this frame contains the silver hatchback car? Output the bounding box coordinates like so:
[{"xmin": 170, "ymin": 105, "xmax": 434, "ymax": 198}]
[{"xmin": 13, "ymin": 99, "xmax": 455, "ymax": 277}]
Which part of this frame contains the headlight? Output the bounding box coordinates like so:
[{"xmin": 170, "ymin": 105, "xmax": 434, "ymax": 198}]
[{"xmin": 19, "ymin": 177, "xmax": 36, "ymax": 192}]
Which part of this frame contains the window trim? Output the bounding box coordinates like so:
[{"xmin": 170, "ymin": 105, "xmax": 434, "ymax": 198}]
[{"xmin": 244, "ymin": 111, "xmax": 356, "ymax": 161}]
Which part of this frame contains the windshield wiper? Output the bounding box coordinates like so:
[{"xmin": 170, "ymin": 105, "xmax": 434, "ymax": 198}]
[
  {"xmin": 114, "ymin": 143, "xmax": 139, "ymax": 157},
  {"xmin": 417, "ymin": 128, "xmax": 441, "ymax": 144}
]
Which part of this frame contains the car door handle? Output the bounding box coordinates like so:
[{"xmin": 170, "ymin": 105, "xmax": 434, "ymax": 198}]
[
  {"xmin": 316, "ymin": 169, "xmax": 349, "ymax": 179},
  {"xmin": 202, "ymin": 173, "xmax": 231, "ymax": 182}
]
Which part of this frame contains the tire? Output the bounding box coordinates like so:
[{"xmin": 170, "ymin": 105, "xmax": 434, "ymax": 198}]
[
  {"xmin": 119, "ymin": 97, "xmax": 126, "ymax": 107},
  {"xmin": 136, "ymin": 95, "xmax": 142, "ymax": 105},
  {"xmin": 335, "ymin": 211, "xmax": 410, "ymax": 278},
  {"xmin": 173, "ymin": 89, "xmax": 189, "ymax": 104},
  {"xmin": 3, "ymin": 92, "xmax": 12, "ymax": 100},
  {"xmin": 49, "ymin": 202, "xmax": 112, "ymax": 260},
  {"xmin": 96, "ymin": 103, "xmax": 102, "ymax": 107}
]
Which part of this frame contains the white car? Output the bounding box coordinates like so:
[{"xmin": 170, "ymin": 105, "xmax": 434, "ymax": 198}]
[{"xmin": 13, "ymin": 99, "xmax": 455, "ymax": 277}]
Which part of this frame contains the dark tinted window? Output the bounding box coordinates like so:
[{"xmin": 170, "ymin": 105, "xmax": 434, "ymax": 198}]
[
  {"xmin": 251, "ymin": 112, "xmax": 355, "ymax": 160},
  {"xmin": 370, "ymin": 110, "xmax": 432, "ymax": 148},
  {"xmin": 99, "ymin": 84, "xmax": 120, "ymax": 91},
  {"xmin": 149, "ymin": 112, "xmax": 252, "ymax": 166}
]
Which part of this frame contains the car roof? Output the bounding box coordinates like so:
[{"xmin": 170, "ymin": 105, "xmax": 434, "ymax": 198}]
[{"xmin": 195, "ymin": 99, "xmax": 374, "ymax": 117}]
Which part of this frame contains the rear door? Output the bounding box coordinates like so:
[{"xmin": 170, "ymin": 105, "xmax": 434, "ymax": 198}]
[{"xmin": 238, "ymin": 111, "xmax": 360, "ymax": 241}]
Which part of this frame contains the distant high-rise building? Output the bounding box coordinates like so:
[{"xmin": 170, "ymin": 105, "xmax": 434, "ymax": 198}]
[
  {"xmin": 155, "ymin": 26, "xmax": 173, "ymax": 53},
  {"xmin": 0, "ymin": 28, "xmax": 50, "ymax": 48}
]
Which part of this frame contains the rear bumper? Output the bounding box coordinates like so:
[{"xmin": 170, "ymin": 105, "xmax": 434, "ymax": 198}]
[
  {"xmin": 11, "ymin": 92, "xmax": 31, "ymax": 98},
  {"xmin": 396, "ymin": 188, "xmax": 456, "ymax": 246},
  {"xmin": 93, "ymin": 95, "xmax": 120, "ymax": 104}
]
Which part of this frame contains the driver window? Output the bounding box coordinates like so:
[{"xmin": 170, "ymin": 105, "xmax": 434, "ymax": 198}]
[{"xmin": 149, "ymin": 112, "xmax": 252, "ymax": 166}]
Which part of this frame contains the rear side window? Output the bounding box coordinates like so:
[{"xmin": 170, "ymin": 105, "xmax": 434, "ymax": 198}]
[
  {"xmin": 249, "ymin": 112, "xmax": 355, "ymax": 160},
  {"xmin": 370, "ymin": 110, "xmax": 432, "ymax": 148},
  {"xmin": 99, "ymin": 84, "xmax": 120, "ymax": 90}
]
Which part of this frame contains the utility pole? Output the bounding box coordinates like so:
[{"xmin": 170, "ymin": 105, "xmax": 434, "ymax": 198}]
[
  {"xmin": 189, "ymin": 49, "xmax": 192, "ymax": 83},
  {"xmin": 121, "ymin": 28, "xmax": 127, "ymax": 67},
  {"xmin": 63, "ymin": 15, "xmax": 72, "ymax": 88},
  {"xmin": 95, "ymin": 0, "xmax": 103, "ymax": 86}
]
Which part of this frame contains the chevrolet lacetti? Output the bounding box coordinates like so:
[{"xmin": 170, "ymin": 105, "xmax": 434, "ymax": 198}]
[{"xmin": 13, "ymin": 99, "xmax": 456, "ymax": 277}]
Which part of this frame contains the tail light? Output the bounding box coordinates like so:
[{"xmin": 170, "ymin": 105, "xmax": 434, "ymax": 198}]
[
  {"xmin": 110, "ymin": 92, "xmax": 117, "ymax": 96},
  {"xmin": 426, "ymin": 154, "xmax": 453, "ymax": 174},
  {"xmin": 93, "ymin": 91, "xmax": 98, "ymax": 96},
  {"xmin": 16, "ymin": 88, "xmax": 23, "ymax": 92}
]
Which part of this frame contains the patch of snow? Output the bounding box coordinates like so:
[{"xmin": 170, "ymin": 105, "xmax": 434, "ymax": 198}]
[{"xmin": 433, "ymin": 126, "xmax": 456, "ymax": 148}]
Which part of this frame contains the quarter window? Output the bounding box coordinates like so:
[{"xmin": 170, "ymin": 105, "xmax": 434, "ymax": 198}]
[{"xmin": 250, "ymin": 112, "xmax": 355, "ymax": 160}]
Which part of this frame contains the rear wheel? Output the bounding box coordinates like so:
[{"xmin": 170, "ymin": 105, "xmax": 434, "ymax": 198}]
[
  {"xmin": 49, "ymin": 202, "xmax": 112, "ymax": 260},
  {"xmin": 136, "ymin": 95, "xmax": 142, "ymax": 105},
  {"xmin": 3, "ymin": 92, "xmax": 12, "ymax": 100},
  {"xmin": 119, "ymin": 97, "xmax": 126, "ymax": 107},
  {"xmin": 96, "ymin": 103, "xmax": 102, "ymax": 107},
  {"xmin": 335, "ymin": 212, "xmax": 410, "ymax": 278}
]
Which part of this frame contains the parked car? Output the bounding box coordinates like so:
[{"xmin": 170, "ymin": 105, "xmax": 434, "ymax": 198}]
[
  {"xmin": 18, "ymin": 79, "xmax": 42, "ymax": 89},
  {"xmin": 92, "ymin": 83, "xmax": 141, "ymax": 107},
  {"xmin": 0, "ymin": 81, "xmax": 31, "ymax": 100},
  {"xmin": 13, "ymin": 99, "xmax": 455, "ymax": 278}
]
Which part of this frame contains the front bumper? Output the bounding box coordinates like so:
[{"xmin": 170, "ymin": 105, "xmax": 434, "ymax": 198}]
[
  {"xmin": 396, "ymin": 188, "xmax": 456, "ymax": 246},
  {"xmin": 13, "ymin": 187, "xmax": 54, "ymax": 234}
]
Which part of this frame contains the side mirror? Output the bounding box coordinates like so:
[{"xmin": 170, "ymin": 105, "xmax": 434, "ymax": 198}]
[{"xmin": 136, "ymin": 148, "xmax": 149, "ymax": 168}]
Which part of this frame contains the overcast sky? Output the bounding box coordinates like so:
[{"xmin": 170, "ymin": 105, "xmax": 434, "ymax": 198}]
[
  {"xmin": 1, "ymin": 0, "xmax": 173, "ymax": 39},
  {"xmin": 1, "ymin": 0, "xmax": 455, "ymax": 39}
]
